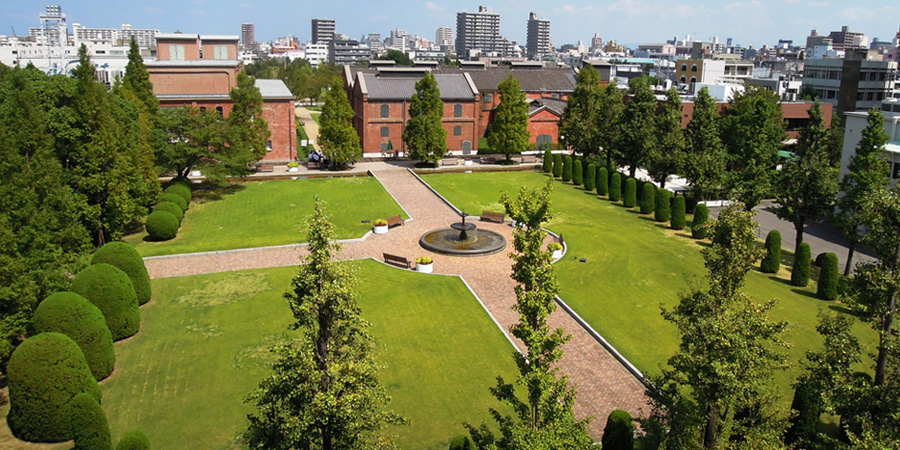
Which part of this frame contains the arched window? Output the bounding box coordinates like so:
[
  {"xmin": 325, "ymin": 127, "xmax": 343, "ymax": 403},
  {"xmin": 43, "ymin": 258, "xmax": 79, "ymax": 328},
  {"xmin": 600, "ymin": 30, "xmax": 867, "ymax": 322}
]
[
  {"xmin": 380, "ymin": 126, "xmax": 390, "ymax": 137},
  {"xmin": 461, "ymin": 141, "xmax": 472, "ymax": 154},
  {"xmin": 380, "ymin": 142, "xmax": 389, "ymax": 151},
  {"xmin": 681, "ymin": 64, "xmax": 687, "ymax": 71},
  {"xmin": 690, "ymin": 76, "xmax": 697, "ymax": 83},
  {"xmin": 453, "ymin": 125, "xmax": 462, "ymax": 136},
  {"xmin": 680, "ymin": 76, "xmax": 686, "ymax": 83},
  {"xmin": 380, "ymin": 104, "xmax": 390, "ymax": 118},
  {"xmin": 536, "ymin": 134, "xmax": 552, "ymax": 145},
  {"xmin": 454, "ymin": 104, "xmax": 463, "ymax": 117},
  {"xmin": 691, "ymin": 64, "xmax": 698, "ymax": 72}
]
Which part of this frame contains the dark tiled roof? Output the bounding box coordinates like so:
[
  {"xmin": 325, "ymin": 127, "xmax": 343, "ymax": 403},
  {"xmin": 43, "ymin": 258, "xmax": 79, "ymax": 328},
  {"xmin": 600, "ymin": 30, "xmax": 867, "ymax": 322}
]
[
  {"xmin": 360, "ymin": 73, "xmax": 476, "ymax": 101},
  {"xmin": 441, "ymin": 67, "xmax": 577, "ymax": 93},
  {"xmin": 528, "ymin": 97, "xmax": 568, "ymax": 115}
]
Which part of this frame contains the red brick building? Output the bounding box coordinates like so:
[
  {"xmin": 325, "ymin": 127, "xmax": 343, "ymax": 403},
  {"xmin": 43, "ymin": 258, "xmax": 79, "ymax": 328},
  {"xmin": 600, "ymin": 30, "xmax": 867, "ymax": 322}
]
[
  {"xmin": 147, "ymin": 33, "xmax": 297, "ymax": 162},
  {"xmin": 680, "ymin": 99, "xmax": 834, "ymax": 139}
]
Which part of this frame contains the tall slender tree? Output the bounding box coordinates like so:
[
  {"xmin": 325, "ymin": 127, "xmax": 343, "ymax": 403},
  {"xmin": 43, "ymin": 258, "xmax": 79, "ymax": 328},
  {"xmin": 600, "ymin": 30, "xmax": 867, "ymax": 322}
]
[
  {"xmin": 647, "ymin": 88, "xmax": 686, "ymax": 189},
  {"xmin": 121, "ymin": 36, "xmax": 158, "ymax": 117},
  {"xmin": 318, "ymin": 78, "xmax": 361, "ymax": 165},
  {"xmin": 599, "ymin": 82, "xmax": 625, "ymax": 171},
  {"xmin": 559, "ymin": 65, "xmax": 603, "ymax": 156},
  {"xmin": 226, "ymin": 72, "xmax": 270, "ymax": 174},
  {"xmin": 403, "ymin": 72, "xmax": 446, "ymax": 165},
  {"xmin": 618, "ymin": 76, "xmax": 657, "ymax": 178},
  {"xmin": 489, "ymin": 74, "xmax": 530, "ymax": 162},
  {"xmin": 683, "ymin": 87, "xmax": 726, "ymax": 201}
]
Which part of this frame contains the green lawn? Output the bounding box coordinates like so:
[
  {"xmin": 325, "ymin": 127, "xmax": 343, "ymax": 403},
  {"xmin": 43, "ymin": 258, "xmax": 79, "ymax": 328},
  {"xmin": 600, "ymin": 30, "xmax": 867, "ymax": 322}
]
[
  {"xmin": 96, "ymin": 261, "xmax": 516, "ymax": 450},
  {"xmin": 420, "ymin": 170, "xmax": 877, "ymax": 402},
  {"xmin": 311, "ymin": 113, "xmax": 321, "ymax": 124},
  {"xmin": 125, "ymin": 177, "xmax": 407, "ymax": 257}
]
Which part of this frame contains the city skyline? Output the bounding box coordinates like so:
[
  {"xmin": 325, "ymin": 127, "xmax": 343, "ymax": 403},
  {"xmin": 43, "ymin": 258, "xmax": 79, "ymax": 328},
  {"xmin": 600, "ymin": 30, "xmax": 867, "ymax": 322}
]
[{"xmin": 1, "ymin": 0, "xmax": 898, "ymax": 49}]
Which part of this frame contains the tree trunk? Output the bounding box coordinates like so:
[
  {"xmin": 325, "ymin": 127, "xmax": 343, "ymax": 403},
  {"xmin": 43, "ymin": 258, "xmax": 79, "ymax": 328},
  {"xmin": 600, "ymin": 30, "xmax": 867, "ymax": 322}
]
[
  {"xmin": 660, "ymin": 176, "xmax": 667, "ymax": 191},
  {"xmin": 844, "ymin": 242, "xmax": 856, "ymax": 276},
  {"xmin": 794, "ymin": 216, "xmax": 806, "ymax": 256},
  {"xmin": 629, "ymin": 165, "xmax": 637, "ymax": 179},
  {"xmin": 703, "ymin": 406, "xmax": 719, "ymax": 449}
]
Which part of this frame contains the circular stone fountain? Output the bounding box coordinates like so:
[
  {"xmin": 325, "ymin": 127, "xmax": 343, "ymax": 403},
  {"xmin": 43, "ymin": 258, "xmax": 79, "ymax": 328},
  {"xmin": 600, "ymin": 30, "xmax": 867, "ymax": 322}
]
[{"xmin": 419, "ymin": 211, "xmax": 507, "ymax": 257}]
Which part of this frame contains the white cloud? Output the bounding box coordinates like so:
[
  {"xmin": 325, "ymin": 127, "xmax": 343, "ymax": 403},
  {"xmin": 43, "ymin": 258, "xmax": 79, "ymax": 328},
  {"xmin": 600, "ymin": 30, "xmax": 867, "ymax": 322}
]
[
  {"xmin": 607, "ymin": 0, "xmax": 652, "ymax": 15},
  {"xmin": 836, "ymin": 6, "xmax": 898, "ymax": 21},
  {"xmin": 425, "ymin": 2, "xmax": 444, "ymax": 12}
]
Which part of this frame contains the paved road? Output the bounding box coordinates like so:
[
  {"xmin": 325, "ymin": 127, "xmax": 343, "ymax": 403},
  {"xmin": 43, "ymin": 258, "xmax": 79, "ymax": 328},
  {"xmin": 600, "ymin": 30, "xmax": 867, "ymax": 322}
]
[{"xmin": 295, "ymin": 106, "xmax": 321, "ymax": 153}]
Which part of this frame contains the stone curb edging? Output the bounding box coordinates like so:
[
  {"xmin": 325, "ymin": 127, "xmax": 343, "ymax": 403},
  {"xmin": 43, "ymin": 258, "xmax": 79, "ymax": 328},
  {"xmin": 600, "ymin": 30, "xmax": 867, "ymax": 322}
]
[
  {"xmin": 142, "ymin": 232, "xmax": 373, "ymax": 261},
  {"xmin": 368, "ymin": 169, "xmax": 414, "ymax": 224}
]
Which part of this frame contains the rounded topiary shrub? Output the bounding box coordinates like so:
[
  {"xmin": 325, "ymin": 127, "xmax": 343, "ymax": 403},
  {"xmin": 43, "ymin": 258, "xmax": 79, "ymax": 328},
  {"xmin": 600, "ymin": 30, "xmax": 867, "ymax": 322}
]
[
  {"xmin": 817, "ymin": 252, "xmax": 839, "ymax": 300},
  {"xmin": 152, "ymin": 201, "xmax": 183, "ymax": 224},
  {"xmin": 562, "ymin": 155, "xmax": 573, "ymax": 182},
  {"xmin": 655, "ymin": 188, "xmax": 671, "ymax": 222},
  {"xmin": 601, "ymin": 409, "xmax": 634, "ymax": 450},
  {"xmin": 761, "ymin": 230, "xmax": 782, "ymax": 274},
  {"xmin": 671, "ymin": 195, "xmax": 686, "ymax": 230},
  {"xmin": 640, "ymin": 182, "xmax": 655, "ymax": 214},
  {"xmin": 692, "ymin": 204, "xmax": 709, "ymax": 239},
  {"xmin": 32, "ymin": 292, "xmax": 115, "ymax": 380},
  {"xmin": 164, "ymin": 183, "xmax": 191, "ymax": 205},
  {"xmin": 815, "ymin": 252, "xmax": 827, "ymax": 267},
  {"xmin": 116, "ymin": 430, "xmax": 150, "ymax": 450},
  {"xmin": 552, "ymin": 153, "xmax": 562, "ymax": 178},
  {"xmin": 92, "ymin": 241, "xmax": 151, "ymax": 306},
  {"xmin": 69, "ymin": 392, "xmax": 111, "ymax": 450},
  {"xmin": 145, "ymin": 211, "xmax": 179, "ymax": 241},
  {"xmin": 169, "ymin": 176, "xmax": 192, "ymax": 190},
  {"xmin": 584, "ymin": 163, "xmax": 596, "ymax": 191},
  {"xmin": 72, "ymin": 264, "xmax": 140, "ymax": 341},
  {"xmin": 572, "ymin": 159, "xmax": 583, "ymax": 186},
  {"xmin": 597, "ymin": 167, "xmax": 609, "ymax": 196},
  {"xmin": 542, "ymin": 150, "xmax": 552, "ymax": 173},
  {"xmin": 448, "ymin": 434, "xmax": 473, "ymax": 450},
  {"xmin": 623, "ymin": 178, "xmax": 636, "ymax": 207},
  {"xmin": 158, "ymin": 193, "xmax": 187, "ymax": 212},
  {"xmin": 609, "ymin": 173, "xmax": 622, "ymax": 202},
  {"xmin": 791, "ymin": 242, "xmax": 812, "ymax": 287},
  {"xmin": 7, "ymin": 333, "xmax": 101, "ymax": 443}
]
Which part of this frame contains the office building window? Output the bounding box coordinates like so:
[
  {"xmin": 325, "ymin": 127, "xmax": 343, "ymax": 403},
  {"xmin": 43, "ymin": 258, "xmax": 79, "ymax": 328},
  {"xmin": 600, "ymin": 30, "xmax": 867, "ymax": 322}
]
[
  {"xmin": 380, "ymin": 104, "xmax": 390, "ymax": 118},
  {"xmin": 454, "ymin": 104, "xmax": 463, "ymax": 117}
]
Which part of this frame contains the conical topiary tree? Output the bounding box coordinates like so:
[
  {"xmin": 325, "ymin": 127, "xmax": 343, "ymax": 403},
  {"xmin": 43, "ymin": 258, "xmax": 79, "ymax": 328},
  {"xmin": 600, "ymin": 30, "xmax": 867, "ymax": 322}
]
[
  {"xmin": 671, "ymin": 195, "xmax": 686, "ymax": 230},
  {"xmin": 572, "ymin": 159, "xmax": 583, "ymax": 186},
  {"xmin": 623, "ymin": 178, "xmax": 636, "ymax": 207},
  {"xmin": 691, "ymin": 203, "xmax": 710, "ymax": 239},
  {"xmin": 7, "ymin": 333, "xmax": 101, "ymax": 442},
  {"xmin": 761, "ymin": 230, "xmax": 782, "ymax": 273},
  {"xmin": 609, "ymin": 172, "xmax": 622, "ymax": 202},
  {"xmin": 640, "ymin": 182, "xmax": 655, "ymax": 214},
  {"xmin": 597, "ymin": 167, "xmax": 609, "ymax": 196},
  {"xmin": 542, "ymin": 149, "xmax": 552, "ymax": 172},
  {"xmin": 68, "ymin": 392, "xmax": 112, "ymax": 450},
  {"xmin": 791, "ymin": 242, "xmax": 812, "ymax": 287},
  {"xmin": 72, "ymin": 264, "xmax": 141, "ymax": 341},
  {"xmin": 32, "ymin": 292, "xmax": 115, "ymax": 380},
  {"xmin": 92, "ymin": 241, "xmax": 151, "ymax": 305},
  {"xmin": 655, "ymin": 188, "xmax": 671, "ymax": 222},
  {"xmin": 115, "ymin": 430, "xmax": 150, "ymax": 450},
  {"xmin": 817, "ymin": 252, "xmax": 839, "ymax": 300},
  {"xmin": 562, "ymin": 155, "xmax": 573, "ymax": 182},
  {"xmin": 552, "ymin": 153, "xmax": 562, "ymax": 177},
  {"xmin": 601, "ymin": 409, "xmax": 634, "ymax": 450},
  {"xmin": 584, "ymin": 163, "xmax": 596, "ymax": 191}
]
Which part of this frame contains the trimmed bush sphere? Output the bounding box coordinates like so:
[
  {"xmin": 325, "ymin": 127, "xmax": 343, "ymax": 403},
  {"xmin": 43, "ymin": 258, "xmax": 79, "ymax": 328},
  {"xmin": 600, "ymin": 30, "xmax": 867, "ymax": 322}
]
[
  {"xmin": 169, "ymin": 176, "xmax": 192, "ymax": 190},
  {"xmin": 671, "ymin": 195, "xmax": 686, "ymax": 230},
  {"xmin": 655, "ymin": 188, "xmax": 671, "ymax": 222},
  {"xmin": 145, "ymin": 211, "xmax": 179, "ymax": 241},
  {"xmin": 158, "ymin": 192, "xmax": 187, "ymax": 212},
  {"xmin": 449, "ymin": 434, "xmax": 473, "ymax": 450},
  {"xmin": 72, "ymin": 264, "xmax": 141, "ymax": 341},
  {"xmin": 640, "ymin": 182, "xmax": 655, "ymax": 214},
  {"xmin": 761, "ymin": 230, "xmax": 782, "ymax": 274},
  {"xmin": 815, "ymin": 252, "xmax": 827, "ymax": 267},
  {"xmin": 7, "ymin": 333, "xmax": 101, "ymax": 443},
  {"xmin": 601, "ymin": 409, "xmax": 634, "ymax": 450},
  {"xmin": 623, "ymin": 178, "xmax": 636, "ymax": 207},
  {"xmin": 597, "ymin": 167, "xmax": 609, "ymax": 196},
  {"xmin": 572, "ymin": 159, "xmax": 583, "ymax": 185},
  {"xmin": 153, "ymin": 201, "xmax": 183, "ymax": 224},
  {"xmin": 562, "ymin": 155, "xmax": 573, "ymax": 182},
  {"xmin": 92, "ymin": 241, "xmax": 152, "ymax": 306},
  {"xmin": 791, "ymin": 242, "xmax": 812, "ymax": 287},
  {"xmin": 584, "ymin": 163, "xmax": 596, "ymax": 191},
  {"xmin": 164, "ymin": 184, "xmax": 191, "ymax": 205},
  {"xmin": 33, "ymin": 292, "xmax": 115, "ymax": 380},
  {"xmin": 69, "ymin": 392, "xmax": 111, "ymax": 450},
  {"xmin": 116, "ymin": 430, "xmax": 150, "ymax": 450},
  {"xmin": 542, "ymin": 149, "xmax": 552, "ymax": 172},
  {"xmin": 609, "ymin": 173, "xmax": 622, "ymax": 202},
  {"xmin": 692, "ymin": 204, "xmax": 710, "ymax": 239},
  {"xmin": 817, "ymin": 253, "xmax": 839, "ymax": 300},
  {"xmin": 552, "ymin": 153, "xmax": 562, "ymax": 177}
]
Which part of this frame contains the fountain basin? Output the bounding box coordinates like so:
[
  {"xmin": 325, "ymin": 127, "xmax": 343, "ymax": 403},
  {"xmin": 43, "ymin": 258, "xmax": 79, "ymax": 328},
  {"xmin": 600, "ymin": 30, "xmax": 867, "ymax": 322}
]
[{"xmin": 419, "ymin": 228, "xmax": 507, "ymax": 257}]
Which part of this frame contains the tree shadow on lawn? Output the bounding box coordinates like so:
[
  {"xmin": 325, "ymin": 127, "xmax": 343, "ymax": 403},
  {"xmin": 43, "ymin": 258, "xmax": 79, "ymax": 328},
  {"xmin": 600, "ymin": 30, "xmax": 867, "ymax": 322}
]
[
  {"xmin": 767, "ymin": 275, "xmax": 819, "ymax": 300},
  {"xmin": 191, "ymin": 183, "xmax": 247, "ymax": 204},
  {"xmin": 828, "ymin": 303, "xmax": 862, "ymax": 318}
]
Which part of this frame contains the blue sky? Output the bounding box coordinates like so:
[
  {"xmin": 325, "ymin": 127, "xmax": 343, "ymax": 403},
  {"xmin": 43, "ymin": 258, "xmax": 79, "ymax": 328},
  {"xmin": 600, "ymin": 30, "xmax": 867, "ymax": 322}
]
[{"xmin": 2, "ymin": 1, "xmax": 899, "ymax": 49}]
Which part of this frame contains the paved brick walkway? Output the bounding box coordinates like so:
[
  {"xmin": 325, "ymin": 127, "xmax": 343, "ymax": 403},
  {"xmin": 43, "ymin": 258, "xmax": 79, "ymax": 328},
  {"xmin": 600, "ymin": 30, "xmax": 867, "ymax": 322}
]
[{"xmin": 144, "ymin": 165, "xmax": 649, "ymax": 437}]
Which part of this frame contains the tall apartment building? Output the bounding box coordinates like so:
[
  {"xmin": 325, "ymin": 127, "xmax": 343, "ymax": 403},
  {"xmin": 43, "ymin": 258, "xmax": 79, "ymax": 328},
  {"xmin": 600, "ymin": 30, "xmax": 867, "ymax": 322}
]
[
  {"xmin": 311, "ymin": 18, "xmax": 336, "ymax": 45},
  {"xmin": 801, "ymin": 49, "xmax": 897, "ymax": 115},
  {"xmin": 526, "ymin": 12, "xmax": 551, "ymax": 60},
  {"xmin": 455, "ymin": 6, "xmax": 513, "ymax": 60},
  {"xmin": 436, "ymin": 27, "xmax": 453, "ymax": 46},
  {"xmin": 119, "ymin": 24, "xmax": 160, "ymax": 48},
  {"xmin": 590, "ymin": 33, "xmax": 603, "ymax": 54},
  {"xmin": 829, "ymin": 26, "xmax": 867, "ymax": 51},
  {"xmin": 241, "ymin": 23, "xmax": 258, "ymax": 52}
]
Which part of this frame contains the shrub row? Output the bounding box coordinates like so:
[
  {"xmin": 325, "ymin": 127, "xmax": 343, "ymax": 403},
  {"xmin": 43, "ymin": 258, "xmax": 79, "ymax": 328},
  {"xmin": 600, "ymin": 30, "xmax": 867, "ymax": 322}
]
[{"xmin": 146, "ymin": 180, "xmax": 192, "ymax": 241}]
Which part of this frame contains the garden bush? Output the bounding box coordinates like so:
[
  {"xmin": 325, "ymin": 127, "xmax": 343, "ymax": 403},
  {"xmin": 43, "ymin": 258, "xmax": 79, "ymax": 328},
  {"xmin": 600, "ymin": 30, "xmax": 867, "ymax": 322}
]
[
  {"xmin": 817, "ymin": 252, "xmax": 839, "ymax": 300},
  {"xmin": 116, "ymin": 430, "xmax": 150, "ymax": 450},
  {"xmin": 562, "ymin": 155, "xmax": 573, "ymax": 182},
  {"xmin": 791, "ymin": 242, "xmax": 812, "ymax": 287},
  {"xmin": 69, "ymin": 393, "xmax": 111, "ymax": 450},
  {"xmin": 815, "ymin": 252, "xmax": 827, "ymax": 267},
  {"xmin": 655, "ymin": 188, "xmax": 671, "ymax": 222},
  {"xmin": 640, "ymin": 182, "xmax": 655, "ymax": 214},
  {"xmin": 72, "ymin": 263, "xmax": 141, "ymax": 341},
  {"xmin": 449, "ymin": 434, "xmax": 473, "ymax": 450},
  {"xmin": 32, "ymin": 292, "xmax": 115, "ymax": 380},
  {"xmin": 169, "ymin": 176, "xmax": 192, "ymax": 190},
  {"xmin": 7, "ymin": 333, "xmax": 101, "ymax": 442},
  {"xmin": 158, "ymin": 192, "xmax": 187, "ymax": 212},
  {"xmin": 601, "ymin": 409, "xmax": 634, "ymax": 450},
  {"xmin": 163, "ymin": 184, "xmax": 191, "ymax": 205},
  {"xmin": 584, "ymin": 163, "xmax": 596, "ymax": 191},
  {"xmin": 609, "ymin": 173, "xmax": 622, "ymax": 202},
  {"xmin": 785, "ymin": 377, "xmax": 820, "ymax": 447},
  {"xmin": 691, "ymin": 204, "xmax": 709, "ymax": 239},
  {"xmin": 761, "ymin": 230, "xmax": 782, "ymax": 274},
  {"xmin": 572, "ymin": 159, "xmax": 583, "ymax": 186},
  {"xmin": 671, "ymin": 195, "xmax": 686, "ymax": 230},
  {"xmin": 542, "ymin": 150, "xmax": 552, "ymax": 172},
  {"xmin": 597, "ymin": 167, "xmax": 609, "ymax": 196},
  {"xmin": 145, "ymin": 211, "xmax": 180, "ymax": 241},
  {"xmin": 92, "ymin": 241, "xmax": 152, "ymax": 306},
  {"xmin": 153, "ymin": 201, "xmax": 183, "ymax": 224},
  {"xmin": 623, "ymin": 178, "xmax": 636, "ymax": 207},
  {"xmin": 552, "ymin": 153, "xmax": 562, "ymax": 177}
]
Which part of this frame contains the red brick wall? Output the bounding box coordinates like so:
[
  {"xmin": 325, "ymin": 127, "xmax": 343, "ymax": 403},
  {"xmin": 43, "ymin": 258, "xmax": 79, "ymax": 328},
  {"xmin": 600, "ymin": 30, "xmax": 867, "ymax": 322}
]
[
  {"xmin": 149, "ymin": 66, "xmax": 240, "ymax": 95},
  {"xmin": 156, "ymin": 39, "xmax": 201, "ymax": 61},
  {"xmin": 201, "ymin": 40, "xmax": 239, "ymax": 60},
  {"xmin": 261, "ymin": 99, "xmax": 296, "ymax": 161},
  {"xmin": 527, "ymin": 109, "xmax": 561, "ymax": 144},
  {"xmin": 680, "ymin": 101, "xmax": 834, "ymax": 138}
]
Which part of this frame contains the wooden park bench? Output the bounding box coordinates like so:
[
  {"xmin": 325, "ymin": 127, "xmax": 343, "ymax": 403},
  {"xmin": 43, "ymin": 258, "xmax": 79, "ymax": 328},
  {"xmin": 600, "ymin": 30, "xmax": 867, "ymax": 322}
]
[
  {"xmin": 520, "ymin": 155, "xmax": 538, "ymax": 164},
  {"xmin": 306, "ymin": 160, "xmax": 322, "ymax": 170},
  {"xmin": 383, "ymin": 252, "xmax": 412, "ymax": 269},
  {"xmin": 480, "ymin": 156, "xmax": 498, "ymax": 164},
  {"xmin": 481, "ymin": 210, "xmax": 505, "ymax": 223},
  {"xmin": 385, "ymin": 215, "xmax": 404, "ymax": 228},
  {"xmin": 256, "ymin": 164, "xmax": 274, "ymax": 173},
  {"xmin": 441, "ymin": 158, "xmax": 458, "ymax": 166}
]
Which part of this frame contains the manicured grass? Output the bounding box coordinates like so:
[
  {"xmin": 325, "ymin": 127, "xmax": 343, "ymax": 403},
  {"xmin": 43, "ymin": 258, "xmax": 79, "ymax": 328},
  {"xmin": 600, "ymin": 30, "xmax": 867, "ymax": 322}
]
[
  {"xmin": 311, "ymin": 113, "xmax": 321, "ymax": 124},
  {"xmin": 95, "ymin": 261, "xmax": 516, "ymax": 450},
  {"xmin": 421, "ymin": 170, "xmax": 877, "ymax": 402},
  {"xmin": 125, "ymin": 177, "xmax": 407, "ymax": 257}
]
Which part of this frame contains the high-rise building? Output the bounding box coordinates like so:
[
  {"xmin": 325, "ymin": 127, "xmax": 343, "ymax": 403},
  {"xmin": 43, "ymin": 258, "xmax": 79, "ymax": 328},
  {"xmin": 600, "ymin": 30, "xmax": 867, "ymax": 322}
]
[
  {"xmin": 829, "ymin": 26, "xmax": 867, "ymax": 51},
  {"xmin": 526, "ymin": 12, "xmax": 551, "ymax": 60},
  {"xmin": 436, "ymin": 27, "xmax": 453, "ymax": 46},
  {"xmin": 455, "ymin": 6, "xmax": 513, "ymax": 60},
  {"xmin": 119, "ymin": 24, "xmax": 161, "ymax": 48},
  {"xmin": 241, "ymin": 23, "xmax": 258, "ymax": 52},
  {"xmin": 590, "ymin": 33, "xmax": 603, "ymax": 53},
  {"xmin": 311, "ymin": 18, "xmax": 336, "ymax": 45}
]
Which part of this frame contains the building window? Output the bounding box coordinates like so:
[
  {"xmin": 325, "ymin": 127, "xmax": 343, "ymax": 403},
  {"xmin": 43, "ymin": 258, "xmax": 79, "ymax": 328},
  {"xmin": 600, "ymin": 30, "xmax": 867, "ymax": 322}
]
[
  {"xmin": 170, "ymin": 44, "xmax": 185, "ymax": 60},
  {"xmin": 680, "ymin": 76, "xmax": 686, "ymax": 83},
  {"xmin": 461, "ymin": 141, "xmax": 472, "ymax": 154},
  {"xmin": 216, "ymin": 106, "xmax": 224, "ymax": 116},
  {"xmin": 213, "ymin": 45, "xmax": 228, "ymax": 60},
  {"xmin": 690, "ymin": 77, "xmax": 696, "ymax": 83},
  {"xmin": 691, "ymin": 64, "xmax": 698, "ymax": 72},
  {"xmin": 536, "ymin": 134, "xmax": 552, "ymax": 145},
  {"xmin": 681, "ymin": 64, "xmax": 687, "ymax": 71},
  {"xmin": 454, "ymin": 104, "xmax": 463, "ymax": 117},
  {"xmin": 380, "ymin": 104, "xmax": 390, "ymax": 118},
  {"xmin": 380, "ymin": 142, "xmax": 389, "ymax": 151},
  {"xmin": 453, "ymin": 126, "xmax": 462, "ymax": 136},
  {"xmin": 266, "ymin": 140, "xmax": 272, "ymax": 152},
  {"xmin": 483, "ymin": 93, "xmax": 493, "ymax": 103},
  {"xmin": 380, "ymin": 126, "xmax": 390, "ymax": 137},
  {"xmin": 893, "ymin": 162, "xmax": 900, "ymax": 180}
]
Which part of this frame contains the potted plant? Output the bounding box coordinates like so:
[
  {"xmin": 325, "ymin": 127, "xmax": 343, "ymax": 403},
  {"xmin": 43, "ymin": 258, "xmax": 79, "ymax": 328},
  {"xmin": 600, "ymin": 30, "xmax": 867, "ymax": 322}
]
[
  {"xmin": 373, "ymin": 219, "xmax": 389, "ymax": 235},
  {"xmin": 416, "ymin": 256, "xmax": 434, "ymax": 273},
  {"xmin": 463, "ymin": 157, "xmax": 473, "ymax": 166},
  {"xmin": 287, "ymin": 161, "xmax": 300, "ymax": 173},
  {"xmin": 548, "ymin": 242, "xmax": 563, "ymax": 259}
]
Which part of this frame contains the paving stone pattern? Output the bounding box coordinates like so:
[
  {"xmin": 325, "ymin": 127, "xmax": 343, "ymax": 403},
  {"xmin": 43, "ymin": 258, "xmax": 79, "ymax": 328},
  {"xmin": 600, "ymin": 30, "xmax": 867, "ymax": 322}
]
[{"xmin": 144, "ymin": 164, "xmax": 649, "ymax": 437}]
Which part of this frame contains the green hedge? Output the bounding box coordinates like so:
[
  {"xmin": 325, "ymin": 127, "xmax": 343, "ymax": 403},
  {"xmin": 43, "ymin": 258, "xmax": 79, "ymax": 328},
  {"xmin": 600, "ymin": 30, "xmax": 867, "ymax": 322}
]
[
  {"xmin": 671, "ymin": 195, "xmax": 686, "ymax": 230},
  {"xmin": 623, "ymin": 178, "xmax": 636, "ymax": 208},
  {"xmin": 542, "ymin": 150, "xmax": 552, "ymax": 172},
  {"xmin": 449, "ymin": 434, "xmax": 473, "ymax": 450},
  {"xmin": 158, "ymin": 193, "xmax": 187, "ymax": 212},
  {"xmin": 655, "ymin": 189, "xmax": 671, "ymax": 222},
  {"xmin": 761, "ymin": 230, "xmax": 782, "ymax": 274},
  {"xmin": 562, "ymin": 156, "xmax": 573, "ymax": 182},
  {"xmin": 32, "ymin": 292, "xmax": 115, "ymax": 380},
  {"xmin": 72, "ymin": 264, "xmax": 141, "ymax": 341},
  {"xmin": 163, "ymin": 184, "xmax": 191, "ymax": 205},
  {"xmin": 791, "ymin": 242, "xmax": 812, "ymax": 287},
  {"xmin": 584, "ymin": 163, "xmax": 596, "ymax": 191},
  {"xmin": 153, "ymin": 201, "xmax": 183, "ymax": 224},
  {"xmin": 552, "ymin": 153, "xmax": 562, "ymax": 177},
  {"xmin": 597, "ymin": 167, "xmax": 609, "ymax": 196},
  {"xmin": 7, "ymin": 333, "xmax": 101, "ymax": 443},
  {"xmin": 817, "ymin": 253, "xmax": 839, "ymax": 300},
  {"xmin": 601, "ymin": 409, "xmax": 634, "ymax": 450},
  {"xmin": 145, "ymin": 211, "xmax": 179, "ymax": 241},
  {"xmin": 640, "ymin": 183, "xmax": 655, "ymax": 214},
  {"xmin": 692, "ymin": 204, "xmax": 709, "ymax": 239},
  {"xmin": 116, "ymin": 430, "xmax": 150, "ymax": 450},
  {"xmin": 92, "ymin": 241, "xmax": 152, "ymax": 306},
  {"xmin": 609, "ymin": 173, "xmax": 622, "ymax": 202},
  {"xmin": 572, "ymin": 159, "xmax": 583, "ymax": 186},
  {"xmin": 69, "ymin": 392, "xmax": 112, "ymax": 450},
  {"xmin": 168, "ymin": 176, "xmax": 192, "ymax": 191}
]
